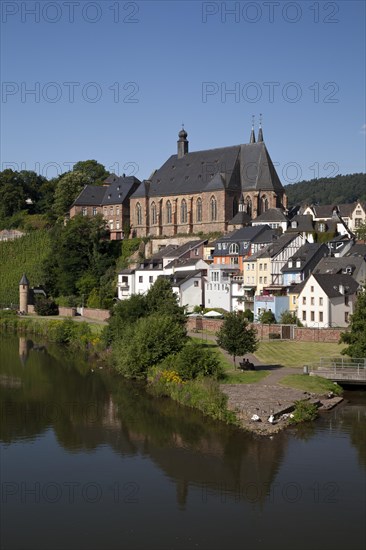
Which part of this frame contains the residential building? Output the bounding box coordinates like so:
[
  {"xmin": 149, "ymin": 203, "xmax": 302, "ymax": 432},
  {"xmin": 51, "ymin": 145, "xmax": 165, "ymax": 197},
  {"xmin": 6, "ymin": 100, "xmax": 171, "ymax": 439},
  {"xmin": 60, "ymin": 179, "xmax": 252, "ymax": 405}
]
[
  {"xmin": 297, "ymin": 273, "xmax": 359, "ymax": 328},
  {"xmin": 281, "ymin": 243, "xmax": 329, "ymax": 286},
  {"xmin": 251, "ymin": 208, "xmax": 288, "ymax": 232},
  {"xmin": 70, "ymin": 174, "xmax": 141, "ymax": 240}
]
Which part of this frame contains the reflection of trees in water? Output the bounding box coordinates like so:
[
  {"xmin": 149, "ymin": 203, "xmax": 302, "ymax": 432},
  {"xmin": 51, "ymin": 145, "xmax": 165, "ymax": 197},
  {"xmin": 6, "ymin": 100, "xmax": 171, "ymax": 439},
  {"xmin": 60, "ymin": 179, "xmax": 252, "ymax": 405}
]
[{"xmin": 1, "ymin": 335, "xmax": 287, "ymax": 506}]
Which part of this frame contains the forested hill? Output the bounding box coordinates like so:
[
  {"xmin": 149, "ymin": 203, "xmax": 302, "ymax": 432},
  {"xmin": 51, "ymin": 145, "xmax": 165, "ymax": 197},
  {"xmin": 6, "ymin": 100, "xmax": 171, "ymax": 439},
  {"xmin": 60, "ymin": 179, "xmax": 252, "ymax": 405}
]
[{"xmin": 284, "ymin": 173, "xmax": 366, "ymax": 207}]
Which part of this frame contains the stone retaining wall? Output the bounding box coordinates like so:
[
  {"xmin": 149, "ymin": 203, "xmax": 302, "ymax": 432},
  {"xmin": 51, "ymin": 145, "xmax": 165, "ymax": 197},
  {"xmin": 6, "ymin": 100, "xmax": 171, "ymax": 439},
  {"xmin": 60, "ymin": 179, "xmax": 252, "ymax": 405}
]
[{"xmin": 81, "ymin": 308, "xmax": 110, "ymax": 322}]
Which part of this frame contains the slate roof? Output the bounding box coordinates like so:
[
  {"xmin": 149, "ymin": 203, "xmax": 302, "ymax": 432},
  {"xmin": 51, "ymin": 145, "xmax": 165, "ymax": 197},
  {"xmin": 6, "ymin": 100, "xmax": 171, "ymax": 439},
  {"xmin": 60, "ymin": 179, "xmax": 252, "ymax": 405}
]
[
  {"xmin": 131, "ymin": 142, "xmax": 284, "ymax": 199},
  {"xmin": 150, "ymin": 244, "xmax": 179, "ymax": 260},
  {"xmin": 346, "ymin": 243, "xmax": 366, "ymax": 258},
  {"xmin": 252, "ymin": 208, "xmax": 288, "ymax": 223},
  {"xmin": 310, "ymin": 203, "xmax": 357, "ymax": 219},
  {"xmin": 171, "ymin": 270, "xmax": 202, "ymax": 287},
  {"xmin": 257, "ymin": 232, "xmax": 298, "ymax": 258},
  {"xmin": 313, "ymin": 255, "xmax": 364, "ymax": 276},
  {"xmin": 72, "ymin": 185, "xmax": 106, "ymax": 206},
  {"xmin": 164, "ymin": 258, "xmax": 207, "ymax": 270},
  {"xmin": 281, "ymin": 243, "xmax": 327, "ymax": 273},
  {"xmin": 72, "ymin": 176, "xmax": 141, "ymax": 207},
  {"xmin": 286, "ymin": 215, "xmax": 314, "ymax": 232},
  {"xmin": 311, "ymin": 273, "xmax": 359, "ymax": 298},
  {"xmin": 162, "ymin": 240, "xmax": 207, "ymax": 259},
  {"xmin": 228, "ymin": 210, "xmax": 252, "ymax": 225},
  {"xmin": 102, "ymin": 176, "xmax": 141, "ymax": 205},
  {"xmin": 19, "ymin": 273, "xmax": 29, "ymax": 285}
]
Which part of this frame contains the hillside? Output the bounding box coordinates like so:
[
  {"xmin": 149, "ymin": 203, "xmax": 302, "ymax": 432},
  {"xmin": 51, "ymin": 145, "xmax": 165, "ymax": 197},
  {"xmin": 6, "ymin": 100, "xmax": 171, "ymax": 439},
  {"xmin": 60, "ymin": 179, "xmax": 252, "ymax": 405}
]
[
  {"xmin": 0, "ymin": 230, "xmax": 51, "ymax": 307},
  {"xmin": 284, "ymin": 173, "xmax": 366, "ymax": 207}
]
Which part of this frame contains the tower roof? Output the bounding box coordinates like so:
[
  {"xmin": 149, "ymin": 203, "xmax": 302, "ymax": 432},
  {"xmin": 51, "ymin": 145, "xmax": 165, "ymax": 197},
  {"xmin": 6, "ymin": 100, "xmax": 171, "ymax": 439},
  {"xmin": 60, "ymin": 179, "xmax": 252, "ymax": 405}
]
[{"xmin": 19, "ymin": 273, "xmax": 29, "ymax": 285}]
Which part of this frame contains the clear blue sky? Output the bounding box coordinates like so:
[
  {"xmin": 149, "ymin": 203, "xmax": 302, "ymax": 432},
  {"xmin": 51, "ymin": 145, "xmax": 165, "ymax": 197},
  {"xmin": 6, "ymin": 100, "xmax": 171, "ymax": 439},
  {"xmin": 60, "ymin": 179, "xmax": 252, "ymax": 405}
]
[{"xmin": 1, "ymin": 0, "xmax": 365, "ymax": 183}]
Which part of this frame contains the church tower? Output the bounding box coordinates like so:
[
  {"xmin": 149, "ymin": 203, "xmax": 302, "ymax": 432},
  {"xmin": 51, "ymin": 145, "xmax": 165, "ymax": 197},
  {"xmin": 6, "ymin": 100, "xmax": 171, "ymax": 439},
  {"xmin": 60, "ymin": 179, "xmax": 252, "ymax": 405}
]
[{"xmin": 19, "ymin": 273, "xmax": 29, "ymax": 314}]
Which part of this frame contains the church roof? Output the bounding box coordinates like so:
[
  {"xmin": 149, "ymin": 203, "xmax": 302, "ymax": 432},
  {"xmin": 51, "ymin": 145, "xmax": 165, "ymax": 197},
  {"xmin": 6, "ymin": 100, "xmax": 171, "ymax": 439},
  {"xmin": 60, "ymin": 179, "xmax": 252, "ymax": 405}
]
[{"xmin": 131, "ymin": 141, "xmax": 284, "ymax": 199}]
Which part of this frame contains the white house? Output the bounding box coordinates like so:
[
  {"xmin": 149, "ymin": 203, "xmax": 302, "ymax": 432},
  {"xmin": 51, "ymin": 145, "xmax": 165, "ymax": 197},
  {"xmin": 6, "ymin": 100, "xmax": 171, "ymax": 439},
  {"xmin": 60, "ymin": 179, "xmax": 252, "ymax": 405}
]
[{"xmin": 297, "ymin": 273, "xmax": 359, "ymax": 328}]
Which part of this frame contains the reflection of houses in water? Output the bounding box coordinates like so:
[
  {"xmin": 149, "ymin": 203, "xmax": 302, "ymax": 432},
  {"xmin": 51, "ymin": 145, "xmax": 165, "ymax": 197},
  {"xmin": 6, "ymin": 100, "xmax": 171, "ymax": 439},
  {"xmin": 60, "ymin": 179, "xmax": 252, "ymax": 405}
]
[{"xmin": 52, "ymin": 391, "xmax": 288, "ymax": 508}]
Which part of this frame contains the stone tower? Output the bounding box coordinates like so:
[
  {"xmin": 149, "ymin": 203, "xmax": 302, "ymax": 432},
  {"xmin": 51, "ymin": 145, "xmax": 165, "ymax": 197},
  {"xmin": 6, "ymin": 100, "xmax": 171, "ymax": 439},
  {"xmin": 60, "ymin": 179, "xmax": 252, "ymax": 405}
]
[{"xmin": 19, "ymin": 273, "xmax": 29, "ymax": 314}]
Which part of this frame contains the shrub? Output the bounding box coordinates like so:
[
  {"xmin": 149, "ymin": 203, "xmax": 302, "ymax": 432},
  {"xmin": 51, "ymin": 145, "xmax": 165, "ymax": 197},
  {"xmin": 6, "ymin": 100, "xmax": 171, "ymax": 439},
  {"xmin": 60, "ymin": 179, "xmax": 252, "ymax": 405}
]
[
  {"xmin": 34, "ymin": 296, "xmax": 59, "ymax": 316},
  {"xmin": 269, "ymin": 332, "xmax": 281, "ymax": 339},
  {"xmin": 243, "ymin": 309, "xmax": 254, "ymax": 322},
  {"xmin": 160, "ymin": 341, "xmax": 224, "ymax": 381},
  {"xmin": 289, "ymin": 400, "xmax": 318, "ymax": 424}
]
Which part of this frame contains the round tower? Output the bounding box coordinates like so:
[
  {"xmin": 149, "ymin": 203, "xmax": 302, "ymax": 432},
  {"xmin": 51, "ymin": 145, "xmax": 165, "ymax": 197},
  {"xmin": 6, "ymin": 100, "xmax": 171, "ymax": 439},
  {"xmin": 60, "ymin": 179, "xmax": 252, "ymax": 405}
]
[{"xmin": 19, "ymin": 273, "xmax": 29, "ymax": 314}]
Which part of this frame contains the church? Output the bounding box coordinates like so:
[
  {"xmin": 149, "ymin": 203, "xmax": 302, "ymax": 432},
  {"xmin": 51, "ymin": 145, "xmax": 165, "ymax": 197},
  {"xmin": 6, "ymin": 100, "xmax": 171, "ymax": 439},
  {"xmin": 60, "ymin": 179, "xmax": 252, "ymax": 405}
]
[{"xmin": 129, "ymin": 122, "xmax": 288, "ymax": 237}]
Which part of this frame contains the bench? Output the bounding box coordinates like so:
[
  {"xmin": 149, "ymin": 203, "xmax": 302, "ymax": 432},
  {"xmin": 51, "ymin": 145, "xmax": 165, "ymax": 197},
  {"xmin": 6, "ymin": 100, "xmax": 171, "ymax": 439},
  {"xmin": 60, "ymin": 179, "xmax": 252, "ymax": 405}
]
[{"xmin": 239, "ymin": 360, "xmax": 255, "ymax": 372}]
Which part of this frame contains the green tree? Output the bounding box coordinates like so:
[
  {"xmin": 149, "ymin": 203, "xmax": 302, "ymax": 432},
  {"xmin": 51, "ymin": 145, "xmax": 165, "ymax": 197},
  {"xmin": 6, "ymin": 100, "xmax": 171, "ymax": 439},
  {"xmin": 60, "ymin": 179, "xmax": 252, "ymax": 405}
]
[
  {"xmin": 53, "ymin": 171, "xmax": 91, "ymax": 217},
  {"xmin": 42, "ymin": 214, "xmax": 118, "ymax": 297},
  {"xmin": 216, "ymin": 312, "xmax": 258, "ymax": 368},
  {"xmin": 279, "ymin": 310, "xmax": 298, "ymax": 324},
  {"xmin": 113, "ymin": 313, "xmax": 187, "ymax": 379},
  {"xmin": 171, "ymin": 341, "xmax": 223, "ymax": 380},
  {"xmin": 0, "ymin": 169, "xmax": 26, "ymax": 218},
  {"xmin": 145, "ymin": 277, "xmax": 185, "ymax": 323},
  {"xmin": 356, "ymin": 222, "xmax": 366, "ymax": 242},
  {"xmin": 72, "ymin": 160, "xmax": 109, "ymax": 184},
  {"xmin": 340, "ymin": 286, "xmax": 366, "ymax": 357},
  {"xmin": 258, "ymin": 310, "xmax": 276, "ymax": 324},
  {"xmin": 105, "ymin": 293, "xmax": 147, "ymax": 343}
]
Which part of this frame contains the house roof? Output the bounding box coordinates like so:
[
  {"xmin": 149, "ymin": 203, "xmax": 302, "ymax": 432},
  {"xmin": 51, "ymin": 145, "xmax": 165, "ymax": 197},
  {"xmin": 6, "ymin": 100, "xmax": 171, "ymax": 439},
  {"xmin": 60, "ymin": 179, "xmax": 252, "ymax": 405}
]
[
  {"xmin": 163, "ymin": 239, "xmax": 206, "ymax": 259},
  {"xmin": 72, "ymin": 176, "xmax": 141, "ymax": 208},
  {"xmin": 309, "ymin": 203, "xmax": 357, "ymax": 219},
  {"xmin": 286, "ymin": 214, "xmax": 314, "ymax": 233},
  {"xmin": 101, "ymin": 176, "xmax": 141, "ymax": 205},
  {"xmin": 281, "ymin": 243, "xmax": 327, "ymax": 273},
  {"xmin": 72, "ymin": 185, "xmax": 106, "ymax": 206},
  {"xmin": 311, "ymin": 273, "xmax": 359, "ymax": 298},
  {"xmin": 346, "ymin": 243, "xmax": 366, "ymax": 258},
  {"xmin": 150, "ymin": 244, "xmax": 180, "ymax": 260},
  {"xmin": 252, "ymin": 208, "xmax": 288, "ymax": 223},
  {"xmin": 313, "ymin": 255, "xmax": 364, "ymax": 276},
  {"xmin": 257, "ymin": 232, "xmax": 298, "ymax": 258},
  {"xmin": 164, "ymin": 258, "xmax": 207, "ymax": 270},
  {"xmin": 228, "ymin": 210, "xmax": 252, "ymax": 226},
  {"xmin": 171, "ymin": 270, "xmax": 202, "ymax": 287},
  {"xmin": 131, "ymin": 141, "xmax": 284, "ymax": 199}
]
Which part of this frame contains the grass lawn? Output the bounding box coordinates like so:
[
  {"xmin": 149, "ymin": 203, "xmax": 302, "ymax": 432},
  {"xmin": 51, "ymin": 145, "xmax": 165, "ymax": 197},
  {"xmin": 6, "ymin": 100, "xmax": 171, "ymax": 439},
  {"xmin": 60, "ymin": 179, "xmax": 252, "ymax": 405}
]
[
  {"xmin": 280, "ymin": 374, "xmax": 343, "ymax": 395},
  {"xmin": 190, "ymin": 336, "xmax": 270, "ymax": 384},
  {"xmin": 255, "ymin": 341, "xmax": 347, "ymax": 368}
]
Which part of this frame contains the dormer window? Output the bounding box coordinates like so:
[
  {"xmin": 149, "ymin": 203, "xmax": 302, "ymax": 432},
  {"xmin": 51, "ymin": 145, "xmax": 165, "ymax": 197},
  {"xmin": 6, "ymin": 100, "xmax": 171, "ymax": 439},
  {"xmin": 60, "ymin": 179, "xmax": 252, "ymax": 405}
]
[
  {"xmin": 229, "ymin": 243, "xmax": 239, "ymax": 254},
  {"xmin": 296, "ymin": 260, "xmax": 301, "ymax": 267},
  {"xmin": 288, "ymin": 260, "xmax": 293, "ymax": 268},
  {"xmin": 291, "ymin": 221, "xmax": 297, "ymax": 228}
]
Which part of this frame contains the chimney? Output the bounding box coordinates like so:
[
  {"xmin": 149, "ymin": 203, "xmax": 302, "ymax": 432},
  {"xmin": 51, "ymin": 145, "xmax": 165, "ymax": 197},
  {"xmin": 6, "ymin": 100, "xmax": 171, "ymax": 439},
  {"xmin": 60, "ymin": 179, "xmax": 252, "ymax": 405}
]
[{"xmin": 177, "ymin": 126, "xmax": 188, "ymax": 158}]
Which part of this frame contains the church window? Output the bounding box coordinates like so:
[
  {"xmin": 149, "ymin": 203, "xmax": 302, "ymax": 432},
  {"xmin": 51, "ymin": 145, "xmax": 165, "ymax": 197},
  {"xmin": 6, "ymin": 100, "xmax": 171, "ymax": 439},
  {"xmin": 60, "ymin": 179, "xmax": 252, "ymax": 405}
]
[
  {"xmin": 151, "ymin": 202, "xmax": 157, "ymax": 225},
  {"xmin": 136, "ymin": 203, "xmax": 142, "ymax": 225},
  {"xmin": 166, "ymin": 201, "xmax": 172, "ymax": 224},
  {"xmin": 196, "ymin": 198, "xmax": 202, "ymax": 222},
  {"xmin": 210, "ymin": 196, "xmax": 217, "ymax": 221},
  {"xmin": 181, "ymin": 199, "xmax": 187, "ymax": 223}
]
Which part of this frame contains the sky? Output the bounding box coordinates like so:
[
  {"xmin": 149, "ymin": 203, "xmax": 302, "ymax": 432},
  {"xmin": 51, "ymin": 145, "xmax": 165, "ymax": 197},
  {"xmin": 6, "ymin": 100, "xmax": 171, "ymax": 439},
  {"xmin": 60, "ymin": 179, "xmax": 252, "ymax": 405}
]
[{"xmin": 1, "ymin": 0, "xmax": 365, "ymax": 183}]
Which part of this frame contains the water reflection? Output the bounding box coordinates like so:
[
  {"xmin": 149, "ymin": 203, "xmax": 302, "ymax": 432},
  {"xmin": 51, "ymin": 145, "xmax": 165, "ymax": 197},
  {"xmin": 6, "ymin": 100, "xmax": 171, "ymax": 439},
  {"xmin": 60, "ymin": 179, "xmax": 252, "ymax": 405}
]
[{"xmin": 0, "ymin": 334, "xmax": 288, "ymax": 507}]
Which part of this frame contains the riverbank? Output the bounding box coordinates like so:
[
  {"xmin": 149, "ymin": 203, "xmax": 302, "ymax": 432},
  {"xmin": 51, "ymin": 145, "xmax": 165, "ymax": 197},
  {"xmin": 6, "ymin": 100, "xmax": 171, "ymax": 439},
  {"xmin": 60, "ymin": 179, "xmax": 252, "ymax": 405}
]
[{"xmin": 0, "ymin": 314, "xmax": 344, "ymax": 436}]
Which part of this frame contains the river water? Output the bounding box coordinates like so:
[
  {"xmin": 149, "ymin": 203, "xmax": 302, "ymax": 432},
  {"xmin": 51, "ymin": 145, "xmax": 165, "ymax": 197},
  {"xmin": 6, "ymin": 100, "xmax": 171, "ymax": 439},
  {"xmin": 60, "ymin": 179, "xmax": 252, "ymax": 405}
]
[{"xmin": 0, "ymin": 334, "xmax": 365, "ymax": 550}]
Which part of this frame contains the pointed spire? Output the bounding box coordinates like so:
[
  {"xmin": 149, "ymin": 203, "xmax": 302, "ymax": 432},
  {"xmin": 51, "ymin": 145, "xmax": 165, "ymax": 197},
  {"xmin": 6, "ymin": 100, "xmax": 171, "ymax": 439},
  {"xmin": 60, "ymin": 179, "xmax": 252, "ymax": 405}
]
[
  {"xmin": 249, "ymin": 115, "xmax": 256, "ymax": 143},
  {"xmin": 19, "ymin": 273, "xmax": 29, "ymax": 286},
  {"xmin": 257, "ymin": 113, "xmax": 263, "ymax": 142}
]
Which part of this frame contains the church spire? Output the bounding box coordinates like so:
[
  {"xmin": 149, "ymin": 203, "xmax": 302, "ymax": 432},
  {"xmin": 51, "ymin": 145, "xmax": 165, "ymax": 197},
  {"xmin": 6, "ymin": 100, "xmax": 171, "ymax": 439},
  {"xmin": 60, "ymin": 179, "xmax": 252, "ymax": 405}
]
[
  {"xmin": 249, "ymin": 115, "xmax": 256, "ymax": 143},
  {"xmin": 257, "ymin": 113, "xmax": 263, "ymax": 142}
]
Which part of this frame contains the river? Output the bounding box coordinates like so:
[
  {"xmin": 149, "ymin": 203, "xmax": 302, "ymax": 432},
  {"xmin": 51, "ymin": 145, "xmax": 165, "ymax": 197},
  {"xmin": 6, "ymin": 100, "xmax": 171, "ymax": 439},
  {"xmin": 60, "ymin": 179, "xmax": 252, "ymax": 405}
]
[{"xmin": 0, "ymin": 334, "xmax": 365, "ymax": 550}]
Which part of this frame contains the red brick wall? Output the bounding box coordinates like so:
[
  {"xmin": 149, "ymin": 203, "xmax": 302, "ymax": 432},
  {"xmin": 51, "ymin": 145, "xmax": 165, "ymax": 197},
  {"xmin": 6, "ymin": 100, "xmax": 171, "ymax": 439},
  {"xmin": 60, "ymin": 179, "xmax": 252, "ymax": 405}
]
[
  {"xmin": 186, "ymin": 318, "xmax": 345, "ymax": 343},
  {"xmin": 82, "ymin": 308, "xmax": 110, "ymax": 321}
]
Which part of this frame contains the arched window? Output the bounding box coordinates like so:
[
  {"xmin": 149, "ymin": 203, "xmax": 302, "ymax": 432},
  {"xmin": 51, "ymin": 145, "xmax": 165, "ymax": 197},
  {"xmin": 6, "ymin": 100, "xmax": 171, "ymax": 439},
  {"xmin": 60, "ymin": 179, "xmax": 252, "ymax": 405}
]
[
  {"xmin": 233, "ymin": 196, "xmax": 238, "ymax": 216},
  {"xmin": 210, "ymin": 196, "xmax": 217, "ymax": 221},
  {"xmin": 136, "ymin": 203, "xmax": 142, "ymax": 225},
  {"xmin": 166, "ymin": 200, "xmax": 172, "ymax": 224},
  {"xmin": 245, "ymin": 196, "xmax": 252, "ymax": 216},
  {"xmin": 151, "ymin": 202, "xmax": 157, "ymax": 225},
  {"xmin": 229, "ymin": 243, "xmax": 239, "ymax": 254},
  {"xmin": 196, "ymin": 198, "xmax": 202, "ymax": 222},
  {"xmin": 181, "ymin": 199, "xmax": 187, "ymax": 223},
  {"xmin": 262, "ymin": 195, "xmax": 268, "ymax": 213}
]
